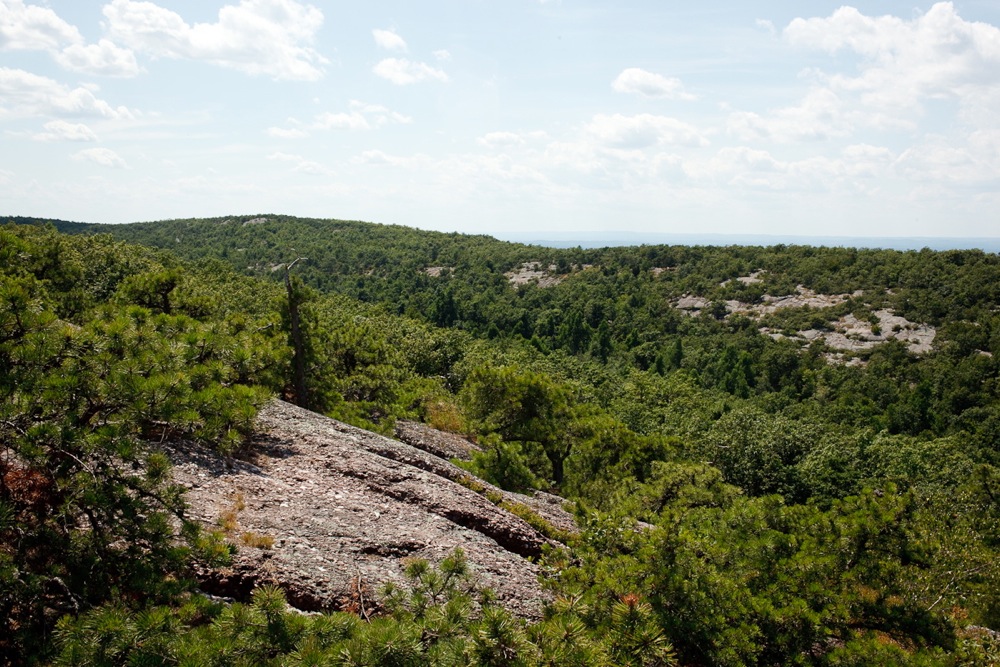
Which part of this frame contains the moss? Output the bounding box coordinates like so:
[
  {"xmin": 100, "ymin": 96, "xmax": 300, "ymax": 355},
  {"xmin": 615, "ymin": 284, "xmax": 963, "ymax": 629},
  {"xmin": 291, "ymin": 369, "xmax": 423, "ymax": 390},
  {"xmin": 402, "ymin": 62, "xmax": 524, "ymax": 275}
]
[{"xmin": 454, "ymin": 475, "xmax": 577, "ymax": 546}]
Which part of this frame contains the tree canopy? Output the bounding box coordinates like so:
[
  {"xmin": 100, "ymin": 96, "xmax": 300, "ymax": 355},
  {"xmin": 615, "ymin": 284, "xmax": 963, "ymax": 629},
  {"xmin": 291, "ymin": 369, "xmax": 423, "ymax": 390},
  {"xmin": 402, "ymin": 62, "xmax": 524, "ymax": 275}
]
[{"xmin": 3, "ymin": 216, "xmax": 1000, "ymax": 665}]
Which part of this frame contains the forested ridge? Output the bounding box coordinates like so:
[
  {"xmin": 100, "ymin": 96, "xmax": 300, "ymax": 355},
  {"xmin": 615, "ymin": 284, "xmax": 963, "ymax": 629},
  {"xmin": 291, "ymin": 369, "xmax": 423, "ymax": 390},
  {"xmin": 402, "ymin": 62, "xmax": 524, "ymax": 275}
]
[{"xmin": 2, "ymin": 216, "xmax": 1000, "ymax": 665}]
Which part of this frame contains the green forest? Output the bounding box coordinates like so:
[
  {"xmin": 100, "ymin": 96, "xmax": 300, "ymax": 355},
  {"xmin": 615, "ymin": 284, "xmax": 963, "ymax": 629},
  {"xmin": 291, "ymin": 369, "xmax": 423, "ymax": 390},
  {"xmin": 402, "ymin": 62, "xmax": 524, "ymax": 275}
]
[{"xmin": 2, "ymin": 215, "xmax": 1000, "ymax": 665}]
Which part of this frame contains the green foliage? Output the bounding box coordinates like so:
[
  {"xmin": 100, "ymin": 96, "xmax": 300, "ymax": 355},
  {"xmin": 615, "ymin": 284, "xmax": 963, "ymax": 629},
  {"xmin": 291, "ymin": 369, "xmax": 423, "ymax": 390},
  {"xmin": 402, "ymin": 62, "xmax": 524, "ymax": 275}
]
[
  {"xmin": 703, "ymin": 406, "xmax": 817, "ymax": 501},
  {"xmin": 6, "ymin": 219, "xmax": 1000, "ymax": 664},
  {"xmin": 0, "ymin": 225, "xmax": 281, "ymax": 661},
  {"xmin": 558, "ymin": 487, "xmax": 956, "ymax": 666},
  {"xmin": 461, "ymin": 365, "xmax": 576, "ymax": 486},
  {"xmin": 463, "ymin": 434, "xmax": 540, "ymax": 493},
  {"xmin": 452, "ymin": 474, "xmax": 576, "ymax": 545}
]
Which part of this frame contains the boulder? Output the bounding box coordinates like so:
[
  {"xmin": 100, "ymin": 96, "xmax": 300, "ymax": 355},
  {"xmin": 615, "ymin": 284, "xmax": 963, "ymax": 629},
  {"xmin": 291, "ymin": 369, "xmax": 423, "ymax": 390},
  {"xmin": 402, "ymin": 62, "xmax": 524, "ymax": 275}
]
[{"xmin": 166, "ymin": 400, "xmax": 574, "ymax": 618}]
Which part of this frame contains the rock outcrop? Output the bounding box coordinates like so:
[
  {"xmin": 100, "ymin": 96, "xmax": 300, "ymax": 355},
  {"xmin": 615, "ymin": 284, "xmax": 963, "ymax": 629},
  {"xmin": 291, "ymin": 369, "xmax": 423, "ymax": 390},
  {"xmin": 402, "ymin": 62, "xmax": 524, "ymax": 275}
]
[
  {"xmin": 394, "ymin": 419, "xmax": 481, "ymax": 460},
  {"xmin": 166, "ymin": 400, "xmax": 574, "ymax": 618}
]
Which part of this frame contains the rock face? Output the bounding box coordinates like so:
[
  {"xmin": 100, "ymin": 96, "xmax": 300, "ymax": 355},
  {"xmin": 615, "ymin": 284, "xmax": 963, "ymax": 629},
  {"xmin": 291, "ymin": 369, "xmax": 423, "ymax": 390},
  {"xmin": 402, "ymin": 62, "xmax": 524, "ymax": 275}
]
[
  {"xmin": 166, "ymin": 400, "xmax": 574, "ymax": 618},
  {"xmin": 677, "ymin": 285, "xmax": 937, "ymax": 359},
  {"xmin": 504, "ymin": 262, "xmax": 564, "ymax": 288},
  {"xmin": 394, "ymin": 420, "xmax": 481, "ymax": 460}
]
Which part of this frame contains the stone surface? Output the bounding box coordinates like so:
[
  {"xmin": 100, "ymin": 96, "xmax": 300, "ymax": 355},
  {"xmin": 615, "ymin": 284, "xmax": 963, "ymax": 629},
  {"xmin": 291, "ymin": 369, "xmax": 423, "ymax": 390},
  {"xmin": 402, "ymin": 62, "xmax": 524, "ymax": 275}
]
[
  {"xmin": 504, "ymin": 262, "xmax": 564, "ymax": 288},
  {"xmin": 681, "ymin": 284, "xmax": 937, "ymax": 359},
  {"xmin": 166, "ymin": 400, "xmax": 573, "ymax": 618},
  {"xmin": 394, "ymin": 420, "xmax": 481, "ymax": 461}
]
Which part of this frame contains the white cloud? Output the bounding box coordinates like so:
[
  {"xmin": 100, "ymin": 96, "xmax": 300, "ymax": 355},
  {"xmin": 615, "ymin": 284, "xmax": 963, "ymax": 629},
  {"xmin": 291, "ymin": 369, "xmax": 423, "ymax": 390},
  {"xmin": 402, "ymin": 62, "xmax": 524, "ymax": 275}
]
[
  {"xmin": 612, "ymin": 68, "xmax": 696, "ymax": 100},
  {"xmin": 840, "ymin": 144, "xmax": 896, "ymax": 177},
  {"xmin": 267, "ymin": 126, "xmax": 308, "ymax": 138},
  {"xmin": 312, "ymin": 111, "xmax": 370, "ymax": 130},
  {"xmin": 0, "ymin": 0, "xmax": 81, "ymax": 51},
  {"xmin": 1, "ymin": 1, "xmax": 140, "ymax": 77},
  {"xmin": 103, "ymin": 0, "xmax": 328, "ymax": 81},
  {"xmin": 72, "ymin": 147, "xmax": 127, "ymax": 168},
  {"xmin": 756, "ymin": 19, "xmax": 776, "ymax": 36},
  {"xmin": 293, "ymin": 160, "xmax": 328, "ymax": 175},
  {"xmin": 372, "ymin": 28, "xmax": 407, "ymax": 52},
  {"xmin": 585, "ymin": 113, "xmax": 708, "ymax": 148},
  {"xmin": 343, "ymin": 100, "xmax": 411, "ymax": 125},
  {"xmin": 727, "ymin": 88, "xmax": 862, "ymax": 142},
  {"xmin": 373, "ymin": 57, "xmax": 449, "ymax": 85},
  {"xmin": 433, "ymin": 49, "xmax": 451, "ymax": 61},
  {"xmin": 32, "ymin": 119, "xmax": 98, "ymax": 141},
  {"xmin": 723, "ymin": 2, "xmax": 1000, "ymax": 163},
  {"xmin": 477, "ymin": 131, "xmax": 526, "ymax": 148},
  {"xmin": 0, "ymin": 67, "xmax": 135, "ymax": 119},
  {"xmin": 895, "ymin": 139, "xmax": 1000, "ymax": 187},
  {"xmin": 55, "ymin": 39, "xmax": 141, "ymax": 77},
  {"xmin": 783, "ymin": 3, "xmax": 1000, "ymax": 124},
  {"xmin": 354, "ymin": 149, "xmax": 400, "ymax": 166},
  {"xmin": 684, "ymin": 146, "xmax": 785, "ymax": 188},
  {"xmin": 267, "ymin": 151, "xmax": 300, "ymax": 162},
  {"xmin": 270, "ymin": 100, "xmax": 411, "ymax": 137},
  {"xmin": 312, "ymin": 106, "xmax": 408, "ymax": 130},
  {"xmin": 267, "ymin": 150, "xmax": 329, "ymax": 175},
  {"xmin": 683, "ymin": 143, "xmax": 898, "ymax": 193}
]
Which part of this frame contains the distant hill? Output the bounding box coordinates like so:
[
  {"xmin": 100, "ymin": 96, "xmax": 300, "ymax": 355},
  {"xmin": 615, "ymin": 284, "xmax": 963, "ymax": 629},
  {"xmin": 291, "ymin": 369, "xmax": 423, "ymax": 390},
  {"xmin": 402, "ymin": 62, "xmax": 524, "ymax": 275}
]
[{"xmin": 500, "ymin": 230, "xmax": 1000, "ymax": 252}]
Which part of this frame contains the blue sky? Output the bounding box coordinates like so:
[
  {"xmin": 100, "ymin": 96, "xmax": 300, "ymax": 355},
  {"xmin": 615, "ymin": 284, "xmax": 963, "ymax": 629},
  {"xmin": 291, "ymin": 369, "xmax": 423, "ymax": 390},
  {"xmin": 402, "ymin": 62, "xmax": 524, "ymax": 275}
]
[{"xmin": 2, "ymin": 1, "xmax": 999, "ymax": 239}]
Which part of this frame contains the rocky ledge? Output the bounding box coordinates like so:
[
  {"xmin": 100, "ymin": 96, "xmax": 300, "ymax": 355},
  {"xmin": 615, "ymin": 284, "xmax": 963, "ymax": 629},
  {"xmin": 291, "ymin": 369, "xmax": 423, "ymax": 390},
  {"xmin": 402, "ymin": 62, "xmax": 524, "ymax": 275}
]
[{"xmin": 166, "ymin": 400, "xmax": 575, "ymax": 618}]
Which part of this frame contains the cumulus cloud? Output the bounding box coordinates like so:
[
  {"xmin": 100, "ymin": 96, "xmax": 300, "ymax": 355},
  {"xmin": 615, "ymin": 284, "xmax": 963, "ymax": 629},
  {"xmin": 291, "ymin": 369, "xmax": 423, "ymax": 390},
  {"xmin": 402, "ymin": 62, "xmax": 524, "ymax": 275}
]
[
  {"xmin": 269, "ymin": 100, "xmax": 411, "ymax": 137},
  {"xmin": 292, "ymin": 160, "xmax": 329, "ymax": 175},
  {"xmin": 0, "ymin": 0, "xmax": 80, "ymax": 51},
  {"xmin": 586, "ymin": 113, "xmax": 708, "ymax": 148},
  {"xmin": 720, "ymin": 1, "xmax": 1000, "ymax": 164},
  {"xmin": 32, "ymin": 119, "xmax": 99, "ymax": 141},
  {"xmin": 314, "ymin": 100, "xmax": 411, "ymax": 129},
  {"xmin": 756, "ymin": 19, "xmax": 776, "ymax": 36},
  {"xmin": 840, "ymin": 144, "xmax": 896, "ymax": 177},
  {"xmin": 372, "ymin": 28, "xmax": 407, "ymax": 52},
  {"xmin": 783, "ymin": 2, "xmax": 1000, "ymax": 122},
  {"xmin": 461, "ymin": 121, "xmax": 897, "ymax": 199},
  {"xmin": 55, "ymin": 40, "xmax": 141, "ymax": 77},
  {"xmin": 433, "ymin": 49, "xmax": 452, "ymax": 61},
  {"xmin": 103, "ymin": 0, "xmax": 328, "ymax": 81},
  {"xmin": 895, "ymin": 140, "xmax": 1000, "ymax": 186},
  {"xmin": 726, "ymin": 88, "xmax": 864, "ymax": 143},
  {"xmin": 311, "ymin": 111, "xmax": 369, "ymax": 131},
  {"xmin": 267, "ymin": 150, "xmax": 330, "ymax": 175},
  {"xmin": 72, "ymin": 147, "xmax": 128, "ymax": 168},
  {"xmin": 477, "ymin": 131, "xmax": 526, "ymax": 148},
  {"xmin": 682, "ymin": 143, "xmax": 898, "ymax": 193},
  {"xmin": 612, "ymin": 68, "xmax": 696, "ymax": 100},
  {"xmin": 373, "ymin": 57, "xmax": 449, "ymax": 85},
  {"xmin": 267, "ymin": 126, "xmax": 308, "ymax": 139},
  {"xmin": 0, "ymin": 67, "xmax": 135, "ymax": 119},
  {"xmin": 354, "ymin": 149, "xmax": 402, "ymax": 166},
  {"xmin": 1, "ymin": 0, "xmax": 140, "ymax": 77}
]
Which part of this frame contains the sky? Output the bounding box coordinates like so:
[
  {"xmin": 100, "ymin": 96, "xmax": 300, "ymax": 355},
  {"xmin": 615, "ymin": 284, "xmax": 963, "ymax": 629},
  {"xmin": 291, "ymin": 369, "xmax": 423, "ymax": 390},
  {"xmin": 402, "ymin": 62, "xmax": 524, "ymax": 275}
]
[{"xmin": 1, "ymin": 0, "xmax": 1000, "ymax": 241}]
